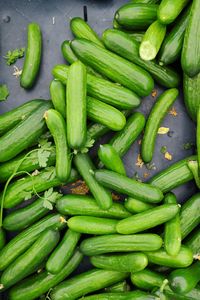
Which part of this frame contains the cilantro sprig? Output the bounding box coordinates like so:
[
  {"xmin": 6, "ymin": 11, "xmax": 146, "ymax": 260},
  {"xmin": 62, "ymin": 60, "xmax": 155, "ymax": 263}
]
[
  {"xmin": 0, "ymin": 84, "xmax": 9, "ymax": 101},
  {"xmin": 3, "ymin": 48, "xmax": 25, "ymax": 65}
]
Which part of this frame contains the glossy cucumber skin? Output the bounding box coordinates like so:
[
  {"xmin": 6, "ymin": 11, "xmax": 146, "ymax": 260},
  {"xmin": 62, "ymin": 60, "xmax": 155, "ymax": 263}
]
[
  {"xmin": 104, "ymin": 281, "xmax": 130, "ymax": 293},
  {"xmin": 157, "ymin": 0, "xmax": 189, "ymax": 25},
  {"xmin": 68, "ymin": 216, "xmax": 118, "ymax": 235},
  {"xmin": 185, "ymin": 229, "xmax": 200, "ymax": 256},
  {"xmin": 149, "ymin": 155, "xmax": 196, "ymax": 192},
  {"xmin": 0, "ymin": 228, "xmax": 6, "ymax": 250},
  {"xmin": 0, "ymin": 101, "xmax": 52, "ymax": 162},
  {"xmin": 67, "ymin": 60, "xmax": 87, "ymax": 149},
  {"xmin": 20, "ymin": 23, "xmax": 42, "ymax": 88},
  {"xmin": 79, "ymin": 291, "xmax": 158, "ymax": 300},
  {"xmin": 56, "ymin": 194, "xmax": 131, "ymax": 219},
  {"xmin": 44, "ymin": 109, "xmax": 71, "ymax": 182},
  {"xmin": 164, "ymin": 193, "xmax": 181, "ymax": 256},
  {"xmin": 0, "ymin": 167, "xmax": 78, "ymax": 209},
  {"xmin": 71, "ymin": 39, "xmax": 154, "ymax": 97},
  {"xmin": 90, "ymin": 253, "xmax": 148, "ymax": 272},
  {"xmin": 80, "ymin": 234, "xmax": 163, "ymax": 256},
  {"xmin": 74, "ymin": 153, "xmax": 112, "ymax": 210},
  {"xmin": 181, "ymin": 0, "xmax": 200, "ymax": 77},
  {"xmin": 0, "ymin": 214, "xmax": 66, "ymax": 271},
  {"xmin": 46, "ymin": 229, "xmax": 81, "ymax": 274},
  {"xmin": 131, "ymin": 0, "xmax": 160, "ymax": 3},
  {"xmin": 117, "ymin": 204, "xmax": 179, "ymax": 234},
  {"xmin": 145, "ymin": 246, "xmax": 193, "ymax": 268},
  {"xmin": 103, "ymin": 29, "xmax": 180, "ymax": 88},
  {"xmin": 110, "ymin": 112, "xmax": 145, "ymax": 157},
  {"xmin": 162, "ymin": 285, "xmax": 200, "ymax": 300},
  {"xmin": 184, "ymin": 73, "xmax": 200, "ymax": 122},
  {"xmin": 51, "ymin": 268, "xmax": 128, "ymax": 300},
  {"xmin": 131, "ymin": 269, "xmax": 165, "ymax": 290},
  {"xmin": 50, "ymin": 80, "xmax": 66, "ymax": 119},
  {"xmin": 180, "ymin": 193, "xmax": 200, "ymax": 240},
  {"xmin": 9, "ymin": 249, "xmax": 83, "ymax": 300},
  {"xmin": 197, "ymin": 109, "xmax": 200, "ymax": 174},
  {"xmin": 0, "ymin": 229, "xmax": 60, "ymax": 289},
  {"xmin": 141, "ymin": 88, "xmax": 178, "ymax": 163},
  {"xmin": 95, "ymin": 169, "xmax": 164, "ymax": 203},
  {"xmin": 124, "ymin": 197, "xmax": 154, "ymax": 213}
]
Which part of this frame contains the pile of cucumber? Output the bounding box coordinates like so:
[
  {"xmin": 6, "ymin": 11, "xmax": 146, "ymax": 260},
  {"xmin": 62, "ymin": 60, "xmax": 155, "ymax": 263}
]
[{"xmin": 0, "ymin": 0, "xmax": 200, "ymax": 299}]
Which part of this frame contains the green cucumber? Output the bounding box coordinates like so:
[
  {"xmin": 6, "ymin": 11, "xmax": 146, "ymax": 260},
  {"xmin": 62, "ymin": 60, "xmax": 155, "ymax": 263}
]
[
  {"xmin": 67, "ymin": 60, "xmax": 87, "ymax": 149},
  {"xmin": 79, "ymin": 291, "xmax": 158, "ymax": 300},
  {"xmin": 145, "ymin": 245, "xmax": 193, "ymax": 268},
  {"xmin": 20, "ymin": 23, "xmax": 42, "ymax": 88},
  {"xmin": 0, "ymin": 167, "xmax": 78, "ymax": 209},
  {"xmin": 159, "ymin": 285, "xmax": 200, "ymax": 300},
  {"xmin": 149, "ymin": 155, "xmax": 196, "ymax": 192},
  {"xmin": 102, "ymin": 29, "xmax": 180, "ymax": 88},
  {"xmin": 124, "ymin": 197, "xmax": 154, "ymax": 213},
  {"xmin": 46, "ymin": 229, "xmax": 80, "ymax": 274},
  {"xmin": 56, "ymin": 194, "xmax": 131, "ymax": 219},
  {"xmin": 158, "ymin": 5, "xmax": 191, "ymax": 65},
  {"xmin": 95, "ymin": 169, "xmax": 164, "ymax": 203},
  {"xmin": 74, "ymin": 153, "xmax": 112, "ymax": 210},
  {"xmin": 0, "ymin": 228, "xmax": 5, "ymax": 250},
  {"xmin": 0, "ymin": 101, "xmax": 52, "ymax": 162},
  {"xmin": 181, "ymin": 0, "xmax": 200, "ymax": 77},
  {"xmin": 68, "ymin": 216, "xmax": 118, "ymax": 235},
  {"xmin": 52, "ymin": 64, "xmax": 141, "ymax": 110},
  {"xmin": 185, "ymin": 229, "xmax": 200, "ymax": 256},
  {"xmin": 128, "ymin": 32, "xmax": 144, "ymax": 43},
  {"xmin": 98, "ymin": 144, "xmax": 126, "ymax": 175},
  {"xmin": 44, "ymin": 109, "xmax": 71, "ymax": 182},
  {"xmin": 104, "ymin": 281, "xmax": 130, "ymax": 293},
  {"xmin": 71, "ymin": 39, "xmax": 154, "ymax": 97},
  {"xmin": 131, "ymin": 0, "xmax": 160, "ymax": 3},
  {"xmin": 197, "ymin": 109, "xmax": 200, "ymax": 174},
  {"xmin": 131, "ymin": 269, "xmax": 166, "ymax": 290},
  {"xmin": 90, "ymin": 253, "xmax": 148, "ymax": 272},
  {"xmin": 115, "ymin": 3, "xmax": 158, "ymax": 30},
  {"xmin": 80, "ymin": 234, "xmax": 163, "ymax": 256},
  {"xmin": 164, "ymin": 193, "xmax": 181, "ymax": 256},
  {"xmin": 0, "ymin": 213, "xmax": 66, "ymax": 271},
  {"xmin": 188, "ymin": 159, "xmax": 200, "ymax": 189},
  {"xmin": 141, "ymin": 88, "xmax": 179, "ymax": 163},
  {"xmin": 50, "ymin": 80, "xmax": 66, "ymax": 119},
  {"xmin": 117, "ymin": 203, "xmax": 179, "ymax": 234},
  {"xmin": 157, "ymin": 0, "xmax": 189, "ymax": 25},
  {"xmin": 180, "ymin": 193, "xmax": 200, "ymax": 240},
  {"xmin": 0, "ymin": 229, "xmax": 60, "ymax": 289},
  {"xmin": 9, "ymin": 249, "xmax": 83, "ymax": 300},
  {"xmin": 110, "ymin": 112, "xmax": 145, "ymax": 157}
]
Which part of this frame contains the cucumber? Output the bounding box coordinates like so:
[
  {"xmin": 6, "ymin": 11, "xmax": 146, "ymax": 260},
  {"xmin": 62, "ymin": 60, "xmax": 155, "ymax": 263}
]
[
  {"xmin": 131, "ymin": 269, "xmax": 165, "ymax": 290},
  {"xmin": 52, "ymin": 64, "xmax": 141, "ymax": 110},
  {"xmin": 159, "ymin": 285, "xmax": 200, "ymax": 300},
  {"xmin": 80, "ymin": 234, "xmax": 163, "ymax": 256},
  {"xmin": 0, "ymin": 101, "xmax": 52, "ymax": 162},
  {"xmin": 164, "ymin": 193, "xmax": 181, "ymax": 256},
  {"xmin": 0, "ymin": 213, "xmax": 65, "ymax": 271},
  {"xmin": 0, "ymin": 228, "xmax": 5, "ymax": 250},
  {"xmin": 180, "ymin": 193, "xmax": 200, "ymax": 240},
  {"xmin": 102, "ymin": 29, "xmax": 180, "ymax": 88},
  {"xmin": 90, "ymin": 253, "xmax": 148, "ymax": 272},
  {"xmin": 197, "ymin": 108, "xmax": 200, "ymax": 173},
  {"xmin": 81, "ymin": 291, "xmax": 156, "ymax": 300},
  {"xmin": 131, "ymin": 0, "xmax": 160, "ymax": 3},
  {"xmin": 50, "ymin": 80, "xmax": 66, "ymax": 119},
  {"xmin": 0, "ymin": 229, "xmax": 60, "ymax": 289},
  {"xmin": 68, "ymin": 216, "xmax": 118, "ymax": 235},
  {"xmin": 67, "ymin": 60, "xmax": 87, "ymax": 149},
  {"xmin": 149, "ymin": 155, "xmax": 196, "ymax": 192},
  {"xmin": 9, "ymin": 249, "xmax": 83, "ymax": 300},
  {"xmin": 158, "ymin": 5, "xmax": 191, "ymax": 65},
  {"xmin": 0, "ymin": 167, "xmax": 78, "ymax": 209},
  {"xmin": 44, "ymin": 109, "xmax": 71, "ymax": 182},
  {"xmin": 98, "ymin": 144, "xmax": 126, "ymax": 175},
  {"xmin": 128, "ymin": 32, "xmax": 144, "ymax": 43},
  {"xmin": 141, "ymin": 88, "xmax": 179, "ymax": 163},
  {"xmin": 124, "ymin": 197, "xmax": 154, "ymax": 213},
  {"xmin": 115, "ymin": 3, "xmax": 158, "ymax": 30},
  {"xmin": 56, "ymin": 194, "xmax": 131, "ymax": 219},
  {"xmin": 188, "ymin": 159, "xmax": 200, "ymax": 189},
  {"xmin": 157, "ymin": 0, "xmax": 189, "ymax": 25},
  {"xmin": 145, "ymin": 245, "xmax": 193, "ymax": 268},
  {"xmin": 46, "ymin": 229, "xmax": 80, "ymax": 274},
  {"xmin": 104, "ymin": 281, "xmax": 130, "ymax": 293},
  {"xmin": 117, "ymin": 203, "xmax": 179, "ymax": 234},
  {"xmin": 185, "ymin": 229, "xmax": 200, "ymax": 256},
  {"xmin": 74, "ymin": 153, "xmax": 112, "ymax": 210},
  {"xmin": 181, "ymin": 0, "xmax": 200, "ymax": 77},
  {"xmin": 71, "ymin": 39, "xmax": 154, "ymax": 97},
  {"xmin": 20, "ymin": 23, "xmax": 42, "ymax": 88},
  {"xmin": 95, "ymin": 169, "xmax": 164, "ymax": 203}
]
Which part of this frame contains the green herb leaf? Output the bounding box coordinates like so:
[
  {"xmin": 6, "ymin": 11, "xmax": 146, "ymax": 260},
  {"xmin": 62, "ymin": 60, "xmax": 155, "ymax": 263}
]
[
  {"xmin": 38, "ymin": 138, "xmax": 52, "ymax": 149},
  {"xmin": 3, "ymin": 48, "xmax": 25, "ymax": 65},
  {"xmin": 160, "ymin": 146, "xmax": 167, "ymax": 154},
  {"xmin": 0, "ymin": 84, "xmax": 9, "ymax": 101},
  {"xmin": 42, "ymin": 188, "xmax": 62, "ymax": 210},
  {"xmin": 41, "ymin": 167, "xmax": 56, "ymax": 181},
  {"xmin": 38, "ymin": 149, "xmax": 51, "ymax": 168},
  {"xmin": 80, "ymin": 136, "xmax": 95, "ymax": 154},
  {"xmin": 24, "ymin": 190, "xmax": 33, "ymax": 201},
  {"xmin": 43, "ymin": 199, "xmax": 53, "ymax": 210}
]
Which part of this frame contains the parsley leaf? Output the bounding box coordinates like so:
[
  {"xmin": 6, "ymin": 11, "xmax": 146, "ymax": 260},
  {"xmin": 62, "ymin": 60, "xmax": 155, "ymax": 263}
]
[
  {"xmin": 24, "ymin": 190, "xmax": 33, "ymax": 201},
  {"xmin": 80, "ymin": 136, "xmax": 95, "ymax": 154},
  {"xmin": 38, "ymin": 149, "xmax": 51, "ymax": 168},
  {"xmin": 42, "ymin": 188, "xmax": 62, "ymax": 210},
  {"xmin": 0, "ymin": 84, "xmax": 9, "ymax": 101},
  {"xmin": 38, "ymin": 138, "xmax": 52, "ymax": 148},
  {"xmin": 3, "ymin": 48, "xmax": 25, "ymax": 65},
  {"xmin": 41, "ymin": 167, "xmax": 56, "ymax": 181}
]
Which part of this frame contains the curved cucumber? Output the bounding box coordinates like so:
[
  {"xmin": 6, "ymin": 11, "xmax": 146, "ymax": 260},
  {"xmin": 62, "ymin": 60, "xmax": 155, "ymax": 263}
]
[
  {"xmin": 79, "ymin": 291, "xmax": 158, "ymax": 300},
  {"xmin": 124, "ymin": 197, "xmax": 154, "ymax": 213},
  {"xmin": 157, "ymin": 0, "xmax": 189, "ymax": 25},
  {"xmin": 185, "ymin": 229, "xmax": 200, "ymax": 256},
  {"xmin": 50, "ymin": 80, "xmax": 66, "ymax": 119},
  {"xmin": 131, "ymin": 269, "xmax": 165, "ymax": 290},
  {"xmin": 0, "ymin": 228, "xmax": 5, "ymax": 250},
  {"xmin": 20, "ymin": 23, "xmax": 42, "ymax": 88}
]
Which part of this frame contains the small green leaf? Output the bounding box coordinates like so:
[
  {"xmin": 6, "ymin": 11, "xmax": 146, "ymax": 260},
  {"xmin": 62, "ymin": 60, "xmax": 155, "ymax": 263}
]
[
  {"xmin": 42, "ymin": 188, "xmax": 62, "ymax": 210},
  {"xmin": 41, "ymin": 167, "xmax": 56, "ymax": 181},
  {"xmin": 38, "ymin": 138, "xmax": 52, "ymax": 149},
  {"xmin": 38, "ymin": 149, "xmax": 51, "ymax": 168},
  {"xmin": 24, "ymin": 191, "xmax": 33, "ymax": 200},
  {"xmin": 3, "ymin": 48, "xmax": 25, "ymax": 65},
  {"xmin": 43, "ymin": 199, "xmax": 53, "ymax": 210},
  {"xmin": 80, "ymin": 136, "xmax": 95, "ymax": 154},
  {"xmin": 0, "ymin": 84, "xmax": 9, "ymax": 101},
  {"xmin": 160, "ymin": 146, "xmax": 167, "ymax": 154}
]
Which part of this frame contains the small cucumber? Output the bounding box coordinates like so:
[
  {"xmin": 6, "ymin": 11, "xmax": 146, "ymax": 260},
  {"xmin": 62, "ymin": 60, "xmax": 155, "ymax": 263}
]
[
  {"xmin": 67, "ymin": 216, "xmax": 118, "ymax": 235},
  {"xmin": 131, "ymin": 0, "xmax": 160, "ymax": 3},
  {"xmin": 46, "ymin": 229, "xmax": 80, "ymax": 274},
  {"xmin": 197, "ymin": 108, "xmax": 200, "ymax": 173},
  {"xmin": 80, "ymin": 234, "xmax": 163, "ymax": 256},
  {"xmin": 79, "ymin": 291, "xmax": 158, "ymax": 300},
  {"xmin": 124, "ymin": 197, "xmax": 154, "ymax": 213},
  {"xmin": 131, "ymin": 269, "xmax": 166, "ymax": 290},
  {"xmin": 104, "ymin": 281, "xmax": 130, "ymax": 293},
  {"xmin": 74, "ymin": 153, "xmax": 112, "ymax": 210},
  {"xmin": 95, "ymin": 169, "xmax": 164, "ymax": 203},
  {"xmin": 128, "ymin": 32, "xmax": 145, "ymax": 43},
  {"xmin": 20, "ymin": 23, "xmax": 42, "ymax": 88},
  {"xmin": 157, "ymin": 0, "xmax": 189, "ymax": 25},
  {"xmin": 56, "ymin": 194, "xmax": 131, "ymax": 219},
  {"xmin": 185, "ymin": 229, "xmax": 200, "ymax": 256},
  {"xmin": 0, "ymin": 229, "xmax": 60, "ymax": 289},
  {"xmin": 50, "ymin": 80, "xmax": 66, "ymax": 119},
  {"xmin": 188, "ymin": 158, "xmax": 200, "ymax": 189},
  {"xmin": 0, "ymin": 228, "xmax": 5, "ymax": 250},
  {"xmin": 164, "ymin": 193, "xmax": 181, "ymax": 256}
]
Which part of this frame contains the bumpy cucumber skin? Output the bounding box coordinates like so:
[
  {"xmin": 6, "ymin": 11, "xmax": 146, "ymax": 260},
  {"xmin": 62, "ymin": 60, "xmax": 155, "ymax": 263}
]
[
  {"xmin": 124, "ymin": 197, "xmax": 154, "ymax": 213},
  {"xmin": 157, "ymin": 0, "xmax": 189, "ymax": 25},
  {"xmin": 0, "ymin": 228, "xmax": 5, "ymax": 250},
  {"xmin": 104, "ymin": 281, "xmax": 130, "ymax": 293},
  {"xmin": 185, "ymin": 229, "xmax": 200, "ymax": 256},
  {"xmin": 131, "ymin": 269, "xmax": 165, "ymax": 290},
  {"xmin": 50, "ymin": 80, "xmax": 66, "ymax": 119},
  {"xmin": 78, "ymin": 291, "xmax": 158, "ymax": 300}
]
